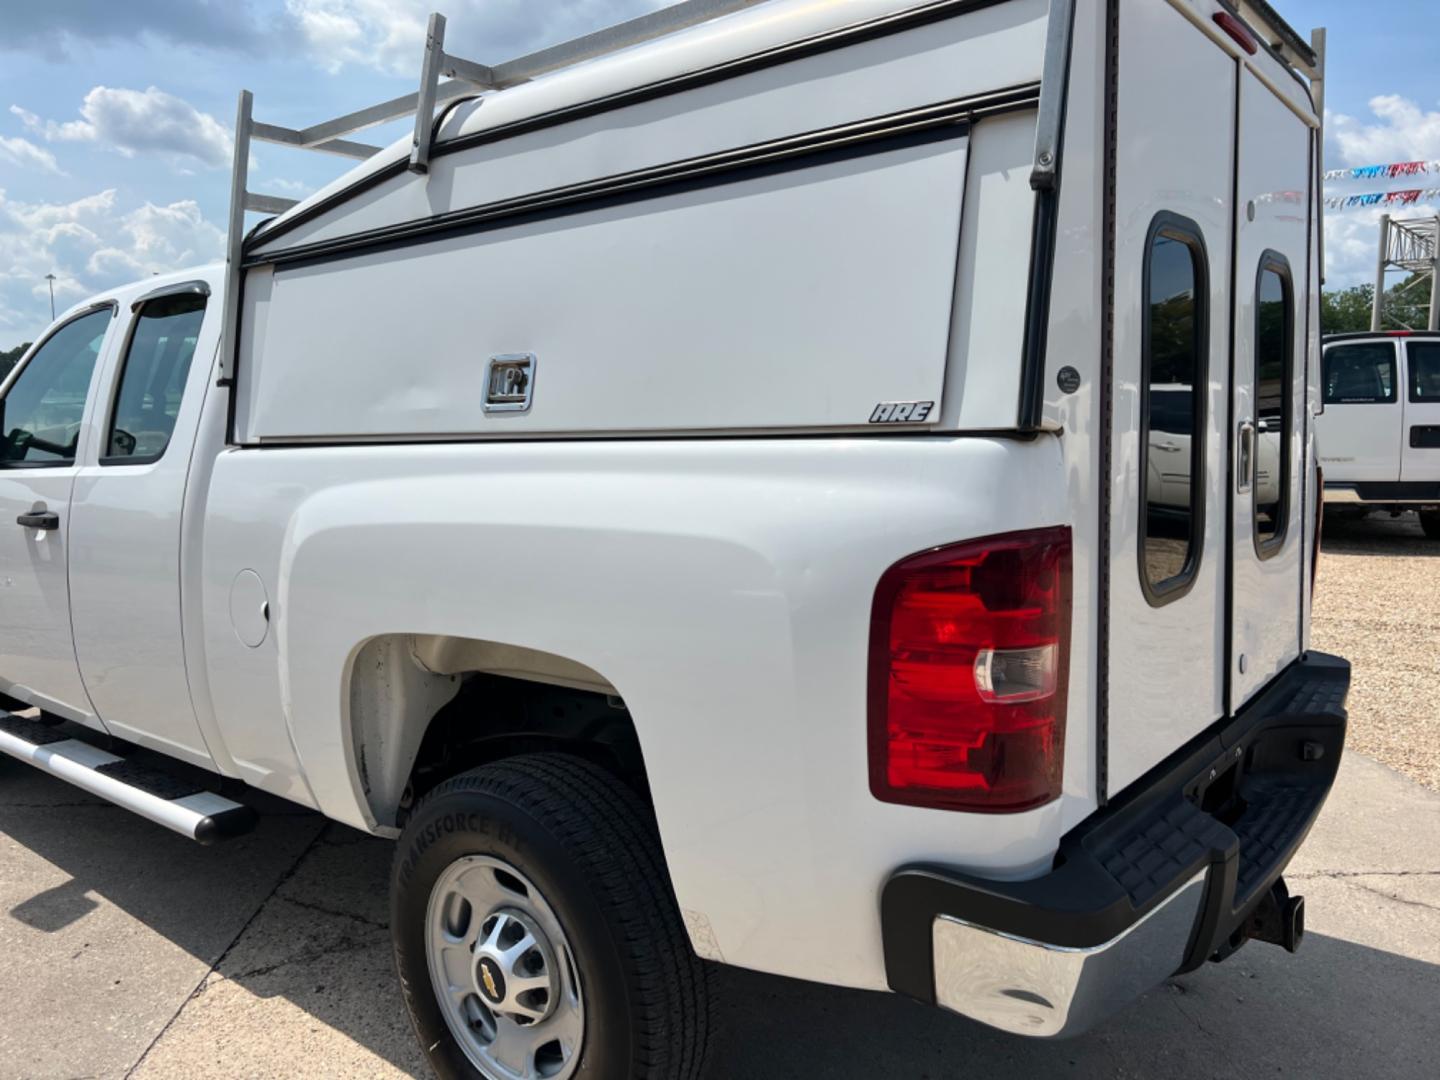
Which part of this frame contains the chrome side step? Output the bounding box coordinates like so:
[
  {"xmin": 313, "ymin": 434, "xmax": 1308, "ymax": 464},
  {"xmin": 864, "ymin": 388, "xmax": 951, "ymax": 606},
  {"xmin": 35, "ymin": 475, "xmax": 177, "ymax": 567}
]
[{"xmin": 0, "ymin": 713, "xmax": 256, "ymax": 844}]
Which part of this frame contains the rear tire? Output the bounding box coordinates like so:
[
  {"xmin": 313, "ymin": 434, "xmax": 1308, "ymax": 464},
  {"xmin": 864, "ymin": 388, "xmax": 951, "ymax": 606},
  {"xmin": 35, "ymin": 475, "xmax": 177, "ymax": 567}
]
[
  {"xmin": 1421, "ymin": 509, "xmax": 1440, "ymax": 540},
  {"xmin": 391, "ymin": 753, "xmax": 712, "ymax": 1080}
]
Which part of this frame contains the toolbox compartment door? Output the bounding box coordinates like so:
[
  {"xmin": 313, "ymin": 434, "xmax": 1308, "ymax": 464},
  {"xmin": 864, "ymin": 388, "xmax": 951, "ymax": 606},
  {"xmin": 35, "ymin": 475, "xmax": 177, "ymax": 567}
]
[{"xmin": 235, "ymin": 134, "xmax": 968, "ymax": 440}]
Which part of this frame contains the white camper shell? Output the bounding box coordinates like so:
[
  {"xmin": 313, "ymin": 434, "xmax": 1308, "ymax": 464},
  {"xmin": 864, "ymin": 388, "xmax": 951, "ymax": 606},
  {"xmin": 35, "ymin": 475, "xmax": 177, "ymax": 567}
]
[
  {"xmin": 232, "ymin": 0, "xmax": 1052, "ymax": 442},
  {"xmin": 0, "ymin": 2, "xmax": 1350, "ymax": 1075}
]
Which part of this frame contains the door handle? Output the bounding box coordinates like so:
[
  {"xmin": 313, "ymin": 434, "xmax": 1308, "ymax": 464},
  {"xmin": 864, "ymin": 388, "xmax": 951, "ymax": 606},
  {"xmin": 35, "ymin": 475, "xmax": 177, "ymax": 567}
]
[
  {"xmin": 1237, "ymin": 421, "xmax": 1255, "ymax": 495},
  {"xmin": 16, "ymin": 511, "xmax": 59, "ymax": 530}
]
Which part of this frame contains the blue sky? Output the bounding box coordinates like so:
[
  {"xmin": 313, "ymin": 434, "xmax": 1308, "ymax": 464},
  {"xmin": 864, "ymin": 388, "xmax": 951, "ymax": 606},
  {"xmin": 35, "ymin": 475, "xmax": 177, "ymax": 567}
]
[{"xmin": 0, "ymin": 0, "xmax": 1435, "ymax": 349}]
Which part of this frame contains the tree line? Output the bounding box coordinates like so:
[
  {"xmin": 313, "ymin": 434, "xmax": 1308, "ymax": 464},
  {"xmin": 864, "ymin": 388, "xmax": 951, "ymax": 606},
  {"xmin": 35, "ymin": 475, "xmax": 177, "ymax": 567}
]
[
  {"xmin": 1321, "ymin": 273, "xmax": 1433, "ymax": 334},
  {"xmin": 1, "ymin": 341, "xmax": 31, "ymax": 381}
]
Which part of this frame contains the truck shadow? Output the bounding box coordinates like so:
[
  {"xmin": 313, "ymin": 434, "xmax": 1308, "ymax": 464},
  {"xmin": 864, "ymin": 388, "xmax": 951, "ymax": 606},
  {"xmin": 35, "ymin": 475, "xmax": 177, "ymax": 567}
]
[
  {"xmin": 1321, "ymin": 509, "xmax": 1438, "ymax": 557},
  {"xmin": 1, "ymin": 761, "xmax": 1436, "ymax": 1078},
  {"xmin": 709, "ymin": 930, "xmax": 1439, "ymax": 1078}
]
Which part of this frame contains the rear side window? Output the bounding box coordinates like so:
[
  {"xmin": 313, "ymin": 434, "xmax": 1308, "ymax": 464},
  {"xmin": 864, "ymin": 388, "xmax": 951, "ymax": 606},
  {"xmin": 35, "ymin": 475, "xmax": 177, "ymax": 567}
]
[
  {"xmin": 0, "ymin": 307, "xmax": 112, "ymax": 466},
  {"xmin": 1409, "ymin": 341, "xmax": 1440, "ymax": 402},
  {"xmin": 1254, "ymin": 255, "xmax": 1292, "ymax": 554},
  {"xmin": 1140, "ymin": 213, "xmax": 1208, "ymax": 603},
  {"xmin": 103, "ymin": 293, "xmax": 207, "ymax": 464},
  {"xmin": 1323, "ymin": 342, "xmax": 1396, "ymax": 404}
]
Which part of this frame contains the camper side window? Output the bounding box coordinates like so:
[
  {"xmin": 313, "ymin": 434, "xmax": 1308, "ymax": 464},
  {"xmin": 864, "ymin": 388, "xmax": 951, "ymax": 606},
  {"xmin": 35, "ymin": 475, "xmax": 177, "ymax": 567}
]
[
  {"xmin": 1140, "ymin": 214, "xmax": 1208, "ymax": 603},
  {"xmin": 1254, "ymin": 255, "xmax": 1292, "ymax": 554},
  {"xmin": 1408, "ymin": 342, "xmax": 1440, "ymax": 402},
  {"xmin": 1323, "ymin": 343, "xmax": 1396, "ymax": 404}
]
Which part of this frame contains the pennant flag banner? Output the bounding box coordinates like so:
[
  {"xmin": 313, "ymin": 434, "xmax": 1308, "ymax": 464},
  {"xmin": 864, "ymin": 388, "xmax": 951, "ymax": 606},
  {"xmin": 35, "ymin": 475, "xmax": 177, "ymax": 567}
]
[
  {"xmin": 1322, "ymin": 187, "xmax": 1440, "ymax": 210},
  {"xmin": 1323, "ymin": 160, "xmax": 1440, "ymax": 182}
]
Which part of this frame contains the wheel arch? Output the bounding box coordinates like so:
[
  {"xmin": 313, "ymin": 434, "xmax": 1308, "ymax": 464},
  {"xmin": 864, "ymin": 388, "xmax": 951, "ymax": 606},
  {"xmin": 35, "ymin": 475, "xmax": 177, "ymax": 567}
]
[{"xmin": 344, "ymin": 633, "xmax": 642, "ymax": 831}]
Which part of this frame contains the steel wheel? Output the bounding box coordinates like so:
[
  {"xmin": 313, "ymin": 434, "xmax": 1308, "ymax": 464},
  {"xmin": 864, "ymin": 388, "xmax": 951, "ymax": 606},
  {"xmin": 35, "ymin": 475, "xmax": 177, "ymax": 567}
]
[
  {"xmin": 425, "ymin": 855, "xmax": 585, "ymax": 1080},
  {"xmin": 394, "ymin": 755, "xmax": 712, "ymax": 1078}
]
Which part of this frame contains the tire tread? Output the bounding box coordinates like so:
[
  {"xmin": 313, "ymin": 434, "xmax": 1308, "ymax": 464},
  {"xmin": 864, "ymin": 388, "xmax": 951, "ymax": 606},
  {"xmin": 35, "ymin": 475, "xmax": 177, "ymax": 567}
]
[{"xmin": 402, "ymin": 753, "xmax": 713, "ymax": 1080}]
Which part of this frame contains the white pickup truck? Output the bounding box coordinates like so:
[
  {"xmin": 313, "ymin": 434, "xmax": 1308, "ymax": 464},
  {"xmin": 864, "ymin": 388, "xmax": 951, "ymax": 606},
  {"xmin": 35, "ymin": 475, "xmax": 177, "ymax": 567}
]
[{"xmin": 1, "ymin": 2, "xmax": 1350, "ymax": 1078}]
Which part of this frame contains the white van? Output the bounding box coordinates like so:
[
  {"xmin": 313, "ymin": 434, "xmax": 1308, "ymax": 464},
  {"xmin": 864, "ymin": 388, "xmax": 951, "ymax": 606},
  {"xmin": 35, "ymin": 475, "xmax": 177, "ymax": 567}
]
[
  {"xmin": 0, "ymin": 2, "xmax": 1347, "ymax": 1076},
  {"xmin": 1319, "ymin": 331, "xmax": 1440, "ymax": 537}
]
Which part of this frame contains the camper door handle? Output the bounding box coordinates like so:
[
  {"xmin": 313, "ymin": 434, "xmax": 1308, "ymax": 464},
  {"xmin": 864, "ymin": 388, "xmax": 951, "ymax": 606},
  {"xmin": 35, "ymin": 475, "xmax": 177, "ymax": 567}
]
[
  {"xmin": 16, "ymin": 511, "xmax": 59, "ymax": 530},
  {"xmin": 1236, "ymin": 421, "xmax": 1255, "ymax": 495}
]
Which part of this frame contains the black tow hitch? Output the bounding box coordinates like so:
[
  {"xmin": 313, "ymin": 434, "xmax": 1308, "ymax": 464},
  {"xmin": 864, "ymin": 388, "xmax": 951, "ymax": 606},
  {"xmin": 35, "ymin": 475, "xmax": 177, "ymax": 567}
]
[
  {"xmin": 1215, "ymin": 877, "xmax": 1305, "ymax": 962},
  {"xmin": 1250, "ymin": 877, "xmax": 1306, "ymax": 953}
]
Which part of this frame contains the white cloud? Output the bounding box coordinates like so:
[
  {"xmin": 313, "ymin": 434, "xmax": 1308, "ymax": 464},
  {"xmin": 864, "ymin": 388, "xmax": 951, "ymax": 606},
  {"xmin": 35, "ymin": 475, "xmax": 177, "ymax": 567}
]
[
  {"xmin": 286, "ymin": 0, "xmax": 670, "ymax": 75},
  {"xmin": 1329, "ymin": 96, "xmax": 1440, "ymax": 168},
  {"xmin": 1323, "ymin": 208, "xmax": 1388, "ymax": 288},
  {"xmin": 0, "ymin": 188, "xmax": 224, "ymax": 343},
  {"xmin": 11, "ymin": 86, "xmax": 232, "ymax": 168},
  {"xmin": 88, "ymin": 200, "xmax": 226, "ymax": 280},
  {"xmin": 0, "ymin": 135, "xmax": 63, "ymax": 175},
  {"xmin": 269, "ymin": 177, "xmax": 315, "ymax": 195},
  {"xmin": 1319, "ymin": 95, "xmax": 1440, "ymax": 288},
  {"xmin": 12, "ymin": 103, "xmax": 100, "ymax": 143},
  {"xmin": 0, "ymin": 1, "xmax": 267, "ymax": 59},
  {"xmin": 3, "ymin": 188, "xmax": 117, "ymax": 232}
]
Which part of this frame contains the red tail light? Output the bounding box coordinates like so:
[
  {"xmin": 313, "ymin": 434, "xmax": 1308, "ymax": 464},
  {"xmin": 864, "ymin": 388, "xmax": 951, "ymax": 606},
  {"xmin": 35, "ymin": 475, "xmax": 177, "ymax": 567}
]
[{"xmin": 868, "ymin": 527, "xmax": 1072, "ymax": 813}]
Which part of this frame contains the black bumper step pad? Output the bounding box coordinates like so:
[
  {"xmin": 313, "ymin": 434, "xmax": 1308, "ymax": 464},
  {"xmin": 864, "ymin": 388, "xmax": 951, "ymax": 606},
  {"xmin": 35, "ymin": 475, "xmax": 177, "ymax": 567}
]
[
  {"xmin": 1094, "ymin": 796, "xmax": 1235, "ymax": 910},
  {"xmin": 1232, "ymin": 779, "xmax": 1327, "ymax": 903},
  {"xmin": 94, "ymin": 759, "xmax": 206, "ymax": 802},
  {"xmin": 0, "ymin": 712, "xmax": 68, "ymax": 746}
]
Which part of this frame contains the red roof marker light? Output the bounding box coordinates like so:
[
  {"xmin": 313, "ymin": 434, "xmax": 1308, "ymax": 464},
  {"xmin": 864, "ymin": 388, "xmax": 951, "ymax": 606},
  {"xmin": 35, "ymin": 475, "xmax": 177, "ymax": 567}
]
[{"xmin": 1214, "ymin": 11, "xmax": 1259, "ymax": 55}]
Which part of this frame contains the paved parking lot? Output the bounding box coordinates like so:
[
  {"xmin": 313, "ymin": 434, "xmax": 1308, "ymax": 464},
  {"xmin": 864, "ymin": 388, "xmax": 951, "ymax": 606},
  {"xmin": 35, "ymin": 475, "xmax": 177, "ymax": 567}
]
[{"xmin": 1, "ymin": 513, "xmax": 1436, "ymax": 1079}]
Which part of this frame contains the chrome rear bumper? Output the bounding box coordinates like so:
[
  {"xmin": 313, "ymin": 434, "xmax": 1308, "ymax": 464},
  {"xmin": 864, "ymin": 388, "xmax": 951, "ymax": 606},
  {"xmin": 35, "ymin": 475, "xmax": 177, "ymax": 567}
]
[
  {"xmin": 880, "ymin": 652, "xmax": 1350, "ymax": 1039},
  {"xmin": 931, "ymin": 872, "xmax": 1205, "ymax": 1037}
]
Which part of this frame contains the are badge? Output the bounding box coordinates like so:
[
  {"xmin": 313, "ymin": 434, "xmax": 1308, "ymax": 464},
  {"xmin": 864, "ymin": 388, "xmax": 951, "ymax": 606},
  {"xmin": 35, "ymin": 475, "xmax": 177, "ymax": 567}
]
[{"xmin": 869, "ymin": 401, "xmax": 935, "ymax": 424}]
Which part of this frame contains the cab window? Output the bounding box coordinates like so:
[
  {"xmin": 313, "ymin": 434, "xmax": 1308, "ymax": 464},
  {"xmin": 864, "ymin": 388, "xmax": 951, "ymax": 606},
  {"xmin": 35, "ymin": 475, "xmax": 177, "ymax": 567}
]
[
  {"xmin": 0, "ymin": 307, "xmax": 112, "ymax": 467},
  {"xmin": 1408, "ymin": 341, "xmax": 1440, "ymax": 402},
  {"xmin": 103, "ymin": 294, "xmax": 207, "ymax": 464},
  {"xmin": 1323, "ymin": 342, "xmax": 1396, "ymax": 404}
]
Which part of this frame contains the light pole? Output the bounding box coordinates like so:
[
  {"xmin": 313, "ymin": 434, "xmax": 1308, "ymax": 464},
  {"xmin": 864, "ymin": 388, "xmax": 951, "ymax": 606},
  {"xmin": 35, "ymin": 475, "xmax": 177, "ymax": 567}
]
[{"xmin": 44, "ymin": 273, "xmax": 56, "ymax": 320}]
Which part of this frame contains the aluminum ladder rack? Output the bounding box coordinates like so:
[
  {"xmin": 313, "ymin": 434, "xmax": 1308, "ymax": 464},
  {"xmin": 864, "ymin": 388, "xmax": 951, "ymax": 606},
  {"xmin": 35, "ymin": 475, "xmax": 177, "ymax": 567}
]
[{"xmin": 219, "ymin": 0, "xmax": 766, "ymax": 382}]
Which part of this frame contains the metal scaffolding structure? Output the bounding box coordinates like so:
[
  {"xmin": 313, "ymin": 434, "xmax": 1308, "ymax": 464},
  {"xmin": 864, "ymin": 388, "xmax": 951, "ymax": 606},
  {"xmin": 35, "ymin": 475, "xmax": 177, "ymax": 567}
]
[{"xmin": 1372, "ymin": 214, "xmax": 1440, "ymax": 331}]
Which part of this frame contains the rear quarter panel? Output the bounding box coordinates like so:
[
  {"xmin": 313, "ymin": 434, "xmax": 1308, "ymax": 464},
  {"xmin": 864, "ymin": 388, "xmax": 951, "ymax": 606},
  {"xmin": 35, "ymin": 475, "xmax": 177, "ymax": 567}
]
[{"xmin": 201, "ymin": 435, "xmax": 1084, "ymax": 990}]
